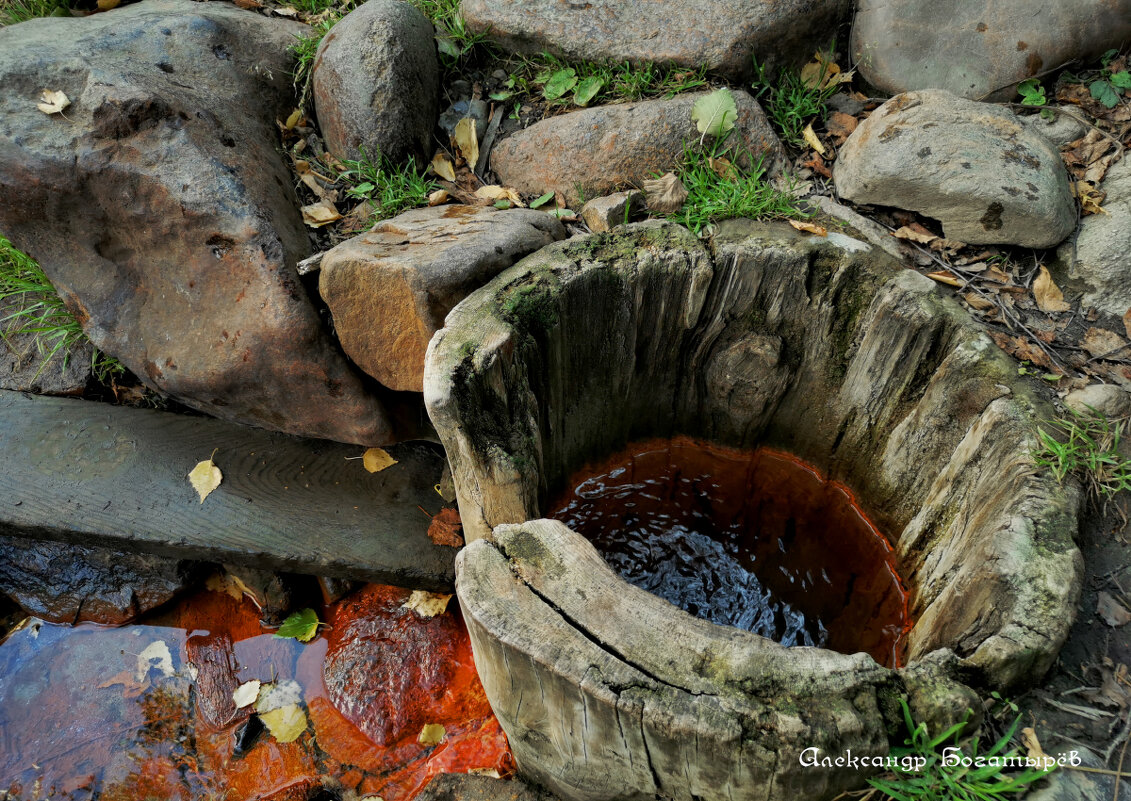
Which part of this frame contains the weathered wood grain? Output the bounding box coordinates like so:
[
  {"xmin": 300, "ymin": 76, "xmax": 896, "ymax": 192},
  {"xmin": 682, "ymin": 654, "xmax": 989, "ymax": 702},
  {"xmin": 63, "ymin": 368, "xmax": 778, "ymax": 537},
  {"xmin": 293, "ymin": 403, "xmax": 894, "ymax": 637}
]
[{"xmin": 0, "ymin": 390, "xmax": 455, "ymax": 590}]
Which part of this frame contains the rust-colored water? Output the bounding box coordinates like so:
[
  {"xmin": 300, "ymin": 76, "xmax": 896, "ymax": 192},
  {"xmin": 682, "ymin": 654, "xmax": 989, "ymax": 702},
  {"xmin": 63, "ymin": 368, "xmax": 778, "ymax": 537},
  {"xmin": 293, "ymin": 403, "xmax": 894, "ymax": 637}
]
[
  {"xmin": 0, "ymin": 583, "xmax": 512, "ymax": 801},
  {"xmin": 549, "ymin": 438, "xmax": 911, "ymax": 667}
]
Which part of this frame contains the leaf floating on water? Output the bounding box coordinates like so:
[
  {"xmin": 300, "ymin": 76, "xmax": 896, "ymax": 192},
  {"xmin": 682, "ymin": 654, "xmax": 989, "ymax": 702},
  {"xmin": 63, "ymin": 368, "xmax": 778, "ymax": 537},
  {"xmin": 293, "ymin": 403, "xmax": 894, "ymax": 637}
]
[
  {"xmin": 453, "ymin": 117, "xmax": 479, "ymax": 171},
  {"xmin": 418, "ymin": 723, "xmax": 446, "ymax": 746},
  {"xmin": 36, "ymin": 89, "xmax": 70, "ymax": 115},
  {"xmin": 403, "ymin": 590, "xmax": 452, "ymax": 618},
  {"xmin": 275, "ymin": 608, "xmax": 320, "ymax": 642},
  {"xmin": 691, "ymin": 88, "xmax": 737, "ymax": 138},
  {"xmin": 362, "ymin": 447, "xmax": 397, "ymax": 473},
  {"xmin": 427, "ymin": 507, "xmax": 463, "ymax": 547},
  {"xmin": 136, "ymin": 640, "xmax": 175, "ymax": 682},
  {"xmin": 643, "ymin": 172, "xmax": 688, "ymax": 214},
  {"xmin": 232, "ymin": 679, "xmax": 262, "ymax": 709},
  {"xmin": 1033, "ymin": 265, "xmax": 1070, "ymax": 314},
  {"xmin": 188, "ymin": 451, "xmax": 222, "ymax": 504},
  {"xmin": 260, "ymin": 703, "xmax": 308, "ymax": 743}
]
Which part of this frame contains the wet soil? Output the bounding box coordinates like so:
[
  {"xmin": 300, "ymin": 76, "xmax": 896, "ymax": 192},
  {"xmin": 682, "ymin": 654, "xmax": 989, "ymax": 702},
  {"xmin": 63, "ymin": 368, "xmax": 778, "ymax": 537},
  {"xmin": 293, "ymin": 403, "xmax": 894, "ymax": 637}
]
[{"xmin": 548, "ymin": 437, "xmax": 911, "ymax": 668}]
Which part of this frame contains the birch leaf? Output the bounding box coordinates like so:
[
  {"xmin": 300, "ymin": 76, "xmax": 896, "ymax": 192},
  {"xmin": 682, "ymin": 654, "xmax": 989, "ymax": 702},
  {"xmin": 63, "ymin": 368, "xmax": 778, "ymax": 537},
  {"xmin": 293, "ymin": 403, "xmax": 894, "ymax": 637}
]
[
  {"xmin": 232, "ymin": 680, "xmax": 262, "ymax": 709},
  {"xmin": 430, "ymin": 153, "xmax": 456, "ymax": 182},
  {"xmin": 418, "ymin": 723, "xmax": 446, "ymax": 745},
  {"xmin": 188, "ymin": 453, "xmax": 222, "ymax": 504},
  {"xmin": 362, "ymin": 447, "xmax": 397, "ymax": 473},
  {"xmin": 643, "ymin": 172, "xmax": 688, "ymax": 213},
  {"xmin": 37, "ymin": 90, "xmax": 70, "ymax": 115},
  {"xmin": 275, "ymin": 608, "xmax": 320, "ymax": 642},
  {"xmin": 136, "ymin": 640, "xmax": 174, "ymax": 682},
  {"xmin": 301, "ymin": 200, "xmax": 342, "ymax": 228},
  {"xmin": 260, "ymin": 703, "xmax": 307, "ymax": 743},
  {"xmin": 1033, "ymin": 266, "xmax": 1070, "ymax": 313},
  {"xmin": 453, "ymin": 117, "xmax": 479, "ymax": 170},
  {"xmin": 691, "ymin": 88, "xmax": 737, "ymax": 138}
]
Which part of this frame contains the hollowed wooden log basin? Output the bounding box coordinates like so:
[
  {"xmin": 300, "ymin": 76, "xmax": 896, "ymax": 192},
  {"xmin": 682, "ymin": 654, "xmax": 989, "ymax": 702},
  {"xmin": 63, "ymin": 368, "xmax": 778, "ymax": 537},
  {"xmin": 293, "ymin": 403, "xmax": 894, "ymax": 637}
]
[{"xmin": 422, "ymin": 221, "xmax": 1083, "ymax": 801}]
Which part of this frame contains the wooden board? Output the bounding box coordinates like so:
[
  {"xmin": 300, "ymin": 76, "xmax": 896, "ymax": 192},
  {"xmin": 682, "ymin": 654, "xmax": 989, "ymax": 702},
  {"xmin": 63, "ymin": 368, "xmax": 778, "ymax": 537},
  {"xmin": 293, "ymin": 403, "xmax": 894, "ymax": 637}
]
[{"xmin": 0, "ymin": 390, "xmax": 456, "ymax": 591}]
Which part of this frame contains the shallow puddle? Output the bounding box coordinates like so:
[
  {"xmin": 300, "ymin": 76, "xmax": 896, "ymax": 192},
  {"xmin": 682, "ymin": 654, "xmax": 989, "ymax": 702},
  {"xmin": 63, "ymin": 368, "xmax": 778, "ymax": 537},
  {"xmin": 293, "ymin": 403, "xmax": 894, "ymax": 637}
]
[
  {"xmin": 549, "ymin": 437, "xmax": 911, "ymax": 667},
  {"xmin": 0, "ymin": 583, "xmax": 511, "ymax": 800}
]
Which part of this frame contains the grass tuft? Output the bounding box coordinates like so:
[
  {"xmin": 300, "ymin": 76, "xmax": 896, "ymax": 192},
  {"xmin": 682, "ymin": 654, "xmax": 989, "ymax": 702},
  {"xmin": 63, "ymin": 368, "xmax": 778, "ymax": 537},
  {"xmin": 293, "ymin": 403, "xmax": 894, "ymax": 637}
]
[
  {"xmin": 0, "ymin": 235, "xmax": 122, "ymax": 382},
  {"xmin": 0, "ymin": 0, "xmax": 71, "ymax": 26},
  {"xmin": 331, "ymin": 149, "xmax": 437, "ymax": 223},
  {"xmin": 1033, "ymin": 407, "xmax": 1131, "ymax": 497},
  {"xmin": 407, "ymin": 0, "xmax": 492, "ymax": 67},
  {"xmin": 751, "ymin": 57, "xmax": 840, "ymax": 148},
  {"xmin": 670, "ymin": 141, "xmax": 807, "ymax": 235},
  {"xmin": 503, "ymin": 53, "xmax": 709, "ymax": 109},
  {"xmin": 869, "ymin": 700, "xmax": 1051, "ymax": 801}
]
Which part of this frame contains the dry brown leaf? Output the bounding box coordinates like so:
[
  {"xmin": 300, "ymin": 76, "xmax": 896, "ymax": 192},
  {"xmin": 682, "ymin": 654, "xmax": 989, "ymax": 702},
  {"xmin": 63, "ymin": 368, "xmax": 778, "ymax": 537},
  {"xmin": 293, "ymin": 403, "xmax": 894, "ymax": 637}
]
[
  {"xmin": 205, "ymin": 571, "xmax": 258, "ymax": 604},
  {"xmin": 989, "ymin": 332, "xmax": 1053, "ymax": 369},
  {"xmin": 825, "ymin": 111, "xmax": 858, "ymax": 141},
  {"xmin": 1072, "ymin": 181, "xmax": 1107, "ymax": 215},
  {"xmin": 36, "ymin": 89, "xmax": 70, "ymax": 115},
  {"xmin": 1083, "ymin": 327, "xmax": 1128, "ymax": 359},
  {"xmin": 453, "ymin": 117, "xmax": 479, "ymax": 171},
  {"xmin": 1033, "ymin": 266, "xmax": 1071, "ymax": 314},
  {"xmin": 707, "ymin": 156, "xmax": 738, "ymax": 180},
  {"xmin": 234, "ymin": 0, "xmax": 263, "ymax": 8},
  {"xmin": 427, "ymin": 188, "xmax": 449, "ymax": 206},
  {"xmin": 427, "ymin": 507, "xmax": 464, "ymax": 547},
  {"xmin": 301, "ymin": 200, "xmax": 341, "ymax": 228},
  {"xmin": 362, "ymin": 447, "xmax": 397, "ymax": 473},
  {"xmin": 430, "ymin": 153, "xmax": 456, "ymax": 182},
  {"xmin": 404, "ymin": 591, "xmax": 452, "ymax": 618},
  {"xmin": 475, "ymin": 184, "xmax": 523, "ymax": 207},
  {"xmin": 1098, "ymin": 591, "xmax": 1131, "ymax": 627},
  {"xmin": 299, "ymin": 172, "xmax": 331, "ymax": 201},
  {"xmin": 643, "ymin": 172, "xmax": 688, "ymax": 213},
  {"xmin": 963, "ymin": 293, "xmax": 996, "ymax": 312},
  {"xmin": 802, "ymin": 122, "xmax": 826, "ymax": 156},
  {"xmin": 799, "ymin": 51, "xmax": 852, "ymax": 91},
  {"xmin": 983, "ymin": 265, "xmax": 1012, "ymax": 284},
  {"xmin": 274, "ymin": 5, "xmax": 299, "ymax": 15},
  {"xmin": 926, "ymin": 271, "xmax": 962, "ymax": 288},
  {"xmin": 1021, "ymin": 728, "xmax": 1048, "ymax": 762},
  {"xmin": 188, "ymin": 453, "xmax": 222, "ymax": 504},
  {"xmin": 418, "ymin": 723, "xmax": 446, "ymax": 746},
  {"xmin": 789, "ymin": 220, "xmax": 827, "ymax": 236},
  {"xmin": 892, "ymin": 226, "xmax": 937, "ymax": 245}
]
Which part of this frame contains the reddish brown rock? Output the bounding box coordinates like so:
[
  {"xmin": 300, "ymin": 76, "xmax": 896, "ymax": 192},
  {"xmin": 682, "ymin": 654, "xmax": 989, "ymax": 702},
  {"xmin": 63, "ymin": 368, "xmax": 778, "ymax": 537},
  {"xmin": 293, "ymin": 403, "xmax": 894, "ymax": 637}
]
[
  {"xmin": 320, "ymin": 205, "xmax": 565, "ymax": 392},
  {"xmin": 0, "ymin": 0, "xmax": 392, "ymax": 444},
  {"xmin": 461, "ymin": 0, "xmax": 851, "ymax": 79},
  {"xmin": 491, "ymin": 90, "xmax": 786, "ymax": 205}
]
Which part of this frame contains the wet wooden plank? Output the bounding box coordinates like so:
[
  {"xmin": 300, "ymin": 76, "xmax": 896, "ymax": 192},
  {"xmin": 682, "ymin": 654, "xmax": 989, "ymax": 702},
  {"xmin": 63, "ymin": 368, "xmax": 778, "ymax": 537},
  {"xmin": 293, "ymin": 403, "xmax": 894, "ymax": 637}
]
[{"xmin": 0, "ymin": 390, "xmax": 455, "ymax": 591}]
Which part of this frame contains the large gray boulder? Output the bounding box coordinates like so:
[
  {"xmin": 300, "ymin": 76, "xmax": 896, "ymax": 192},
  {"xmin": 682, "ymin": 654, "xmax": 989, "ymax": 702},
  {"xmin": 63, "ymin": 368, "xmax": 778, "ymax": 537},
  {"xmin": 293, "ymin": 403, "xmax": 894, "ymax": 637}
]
[
  {"xmin": 0, "ymin": 0, "xmax": 393, "ymax": 444},
  {"xmin": 1073, "ymin": 157, "xmax": 1131, "ymax": 316},
  {"xmin": 834, "ymin": 89, "xmax": 1076, "ymax": 248},
  {"xmin": 852, "ymin": 0, "xmax": 1131, "ymax": 101},
  {"xmin": 319, "ymin": 205, "xmax": 566, "ymax": 392},
  {"xmin": 312, "ymin": 0, "xmax": 439, "ymax": 163},
  {"xmin": 492, "ymin": 90, "xmax": 785, "ymax": 206},
  {"xmin": 461, "ymin": 0, "xmax": 851, "ymax": 79}
]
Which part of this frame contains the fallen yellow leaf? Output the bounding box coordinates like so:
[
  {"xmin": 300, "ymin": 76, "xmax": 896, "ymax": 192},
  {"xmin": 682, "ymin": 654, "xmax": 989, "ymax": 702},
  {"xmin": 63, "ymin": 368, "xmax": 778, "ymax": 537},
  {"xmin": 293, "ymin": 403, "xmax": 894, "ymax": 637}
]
[
  {"xmin": 301, "ymin": 200, "xmax": 342, "ymax": 228},
  {"xmin": 1033, "ymin": 266, "xmax": 1070, "ymax": 314},
  {"xmin": 1021, "ymin": 727, "xmax": 1047, "ymax": 762},
  {"xmin": 97, "ymin": 0, "xmax": 120, "ymax": 9},
  {"xmin": 284, "ymin": 109, "xmax": 303, "ymax": 130},
  {"xmin": 362, "ymin": 447, "xmax": 397, "ymax": 473},
  {"xmin": 475, "ymin": 185, "xmax": 523, "ymax": 206},
  {"xmin": 427, "ymin": 188, "xmax": 449, "ymax": 206},
  {"xmin": 260, "ymin": 703, "xmax": 308, "ymax": 743},
  {"xmin": 418, "ymin": 723, "xmax": 446, "ymax": 746},
  {"xmin": 926, "ymin": 271, "xmax": 963, "ymax": 288},
  {"xmin": 232, "ymin": 680, "xmax": 261, "ymax": 709},
  {"xmin": 188, "ymin": 451, "xmax": 222, "ymax": 504},
  {"xmin": 453, "ymin": 117, "xmax": 479, "ymax": 171},
  {"xmin": 891, "ymin": 225, "xmax": 937, "ymax": 245},
  {"xmin": 430, "ymin": 153, "xmax": 456, "ymax": 182},
  {"xmin": 802, "ymin": 122, "xmax": 826, "ymax": 156},
  {"xmin": 789, "ymin": 220, "xmax": 827, "ymax": 236},
  {"xmin": 36, "ymin": 89, "xmax": 70, "ymax": 115}
]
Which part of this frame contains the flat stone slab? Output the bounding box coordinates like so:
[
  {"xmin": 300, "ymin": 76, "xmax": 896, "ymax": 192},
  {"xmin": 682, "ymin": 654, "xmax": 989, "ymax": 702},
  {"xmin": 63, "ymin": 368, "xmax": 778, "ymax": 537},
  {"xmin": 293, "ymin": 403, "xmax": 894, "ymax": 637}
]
[{"xmin": 0, "ymin": 391, "xmax": 455, "ymax": 591}]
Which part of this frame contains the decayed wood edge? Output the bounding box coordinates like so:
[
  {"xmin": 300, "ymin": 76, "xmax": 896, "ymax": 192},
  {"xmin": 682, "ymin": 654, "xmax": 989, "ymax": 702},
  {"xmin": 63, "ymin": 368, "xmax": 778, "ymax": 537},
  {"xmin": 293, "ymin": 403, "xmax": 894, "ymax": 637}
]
[{"xmin": 0, "ymin": 390, "xmax": 456, "ymax": 591}]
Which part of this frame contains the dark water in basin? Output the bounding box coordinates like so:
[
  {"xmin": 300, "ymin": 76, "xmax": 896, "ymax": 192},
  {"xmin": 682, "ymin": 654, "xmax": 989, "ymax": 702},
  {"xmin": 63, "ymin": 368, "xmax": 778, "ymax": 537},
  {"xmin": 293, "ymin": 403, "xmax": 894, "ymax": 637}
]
[{"xmin": 548, "ymin": 437, "xmax": 911, "ymax": 667}]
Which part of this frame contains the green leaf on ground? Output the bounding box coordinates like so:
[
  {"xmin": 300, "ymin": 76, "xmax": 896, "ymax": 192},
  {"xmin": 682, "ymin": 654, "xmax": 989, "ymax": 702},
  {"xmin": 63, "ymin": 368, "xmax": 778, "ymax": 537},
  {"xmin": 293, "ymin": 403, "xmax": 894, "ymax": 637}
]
[
  {"xmin": 275, "ymin": 608, "xmax": 319, "ymax": 642},
  {"xmin": 1110, "ymin": 71, "xmax": 1131, "ymax": 89},
  {"xmin": 529, "ymin": 191, "xmax": 555, "ymax": 209},
  {"xmin": 573, "ymin": 75, "xmax": 604, "ymax": 106},
  {"xmin": 1017, "ymin": 78, "xmax": 1046, "ymax": 107},
  {"xmin": 691, "ymin": 88, "xmax": 737, "ymax": 138},
  {"xmin": 542, "ymin": 68, "xmax": 577, "ymax": 101},
  {"xmin": 1090, "ymin": 79, "xmax": 1121, "ymax": 108}
]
